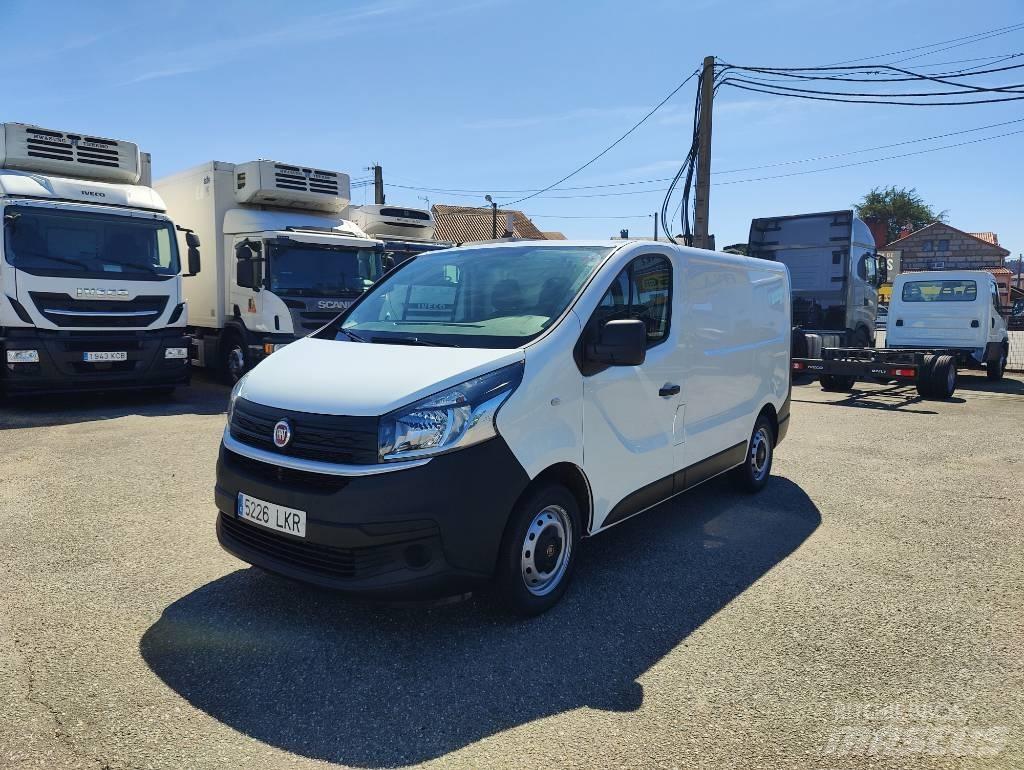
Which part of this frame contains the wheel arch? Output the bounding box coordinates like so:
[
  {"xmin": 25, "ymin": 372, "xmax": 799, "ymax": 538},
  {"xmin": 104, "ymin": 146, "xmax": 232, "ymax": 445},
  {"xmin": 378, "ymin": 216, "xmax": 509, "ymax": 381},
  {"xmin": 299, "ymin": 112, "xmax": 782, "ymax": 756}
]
[
  {"xmin": 756, "ymin": 401, "xmax": 779, "ymax": 444},
  {"xmin": 524, "ymin": 462, "xmax": 594, "ymax": 535}
]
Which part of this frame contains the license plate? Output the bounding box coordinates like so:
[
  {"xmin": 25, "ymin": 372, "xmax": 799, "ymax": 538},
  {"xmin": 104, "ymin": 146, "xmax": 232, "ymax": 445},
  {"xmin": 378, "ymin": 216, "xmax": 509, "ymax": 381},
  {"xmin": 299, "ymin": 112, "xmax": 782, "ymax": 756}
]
[
  {"xmin": 82, "ymin": 351, "xmax": 127, "ymax": 362},
  {"xmin": 237, "ymin": 493, "xmax": 306, "ymax": 538}
]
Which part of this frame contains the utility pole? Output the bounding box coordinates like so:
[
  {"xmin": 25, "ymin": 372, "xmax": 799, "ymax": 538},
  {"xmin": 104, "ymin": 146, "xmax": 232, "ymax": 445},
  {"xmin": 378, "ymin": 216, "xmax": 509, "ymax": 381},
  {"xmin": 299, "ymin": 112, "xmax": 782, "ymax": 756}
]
[
  {"xmin": 653, "ymin": 211, "xmax": 659, "ymax": 241},
  {"xmin": 485, "ymin": 195, "xmax": 497, "ymax": 239},
  {"xmin": 371, "ymin": 164, "xmax": 385, "ymax": 205},
  {"xmin": 693, "ymin": 55, "xmax": 715, "ymax": 249}
]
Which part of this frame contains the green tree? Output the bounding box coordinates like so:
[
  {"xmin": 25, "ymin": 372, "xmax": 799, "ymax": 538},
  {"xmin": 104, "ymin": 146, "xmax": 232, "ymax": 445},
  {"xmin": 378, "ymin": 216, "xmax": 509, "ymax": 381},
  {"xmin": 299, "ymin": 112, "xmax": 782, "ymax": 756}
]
[{"xmin": 853, "ymin": 186, "xmax": 947, "ymax": 244}]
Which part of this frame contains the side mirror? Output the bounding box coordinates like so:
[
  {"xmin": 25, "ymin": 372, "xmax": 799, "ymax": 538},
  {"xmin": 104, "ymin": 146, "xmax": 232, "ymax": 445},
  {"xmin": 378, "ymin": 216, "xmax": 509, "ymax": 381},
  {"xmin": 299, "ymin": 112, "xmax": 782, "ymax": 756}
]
[
  {"xmin": 185, "ymin": 231, "xmax": 200, "ymax": 249},
  {"xmin": 235, "ymin": 242, "xmax": 254, "ymax": 261},
  {"xmin": 236, "ymin": 258, "xmax": 259, "ymax": 290},
  {"xmin": 185, "ymin": 246, "xmax": 201, "ymax": 277},
  {"xmin": 876, "ymin": 256, "xmax": 888, "ymax": 285},
  {"xmin": 587, "ymin": 319, "xmax": 647, "ymax": 366}
]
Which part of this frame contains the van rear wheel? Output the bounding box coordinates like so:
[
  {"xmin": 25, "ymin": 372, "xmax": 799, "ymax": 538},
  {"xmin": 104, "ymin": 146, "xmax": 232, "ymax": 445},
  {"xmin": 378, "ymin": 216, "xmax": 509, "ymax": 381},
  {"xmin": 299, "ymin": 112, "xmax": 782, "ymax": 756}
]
[
  {"xmin": 929, "ymin": 355, "xmax": 957, "ymax": 399},
  {"xmin": 495, "ymin": 483, "xmax": 581, "ymax": 616},
  {"xmin": 820, "ymin": 374, "xmax": 856, "ymax": 392},
  {"xmin": 733, "ymin": 414, "xmax": 775, "ymax": 493}
]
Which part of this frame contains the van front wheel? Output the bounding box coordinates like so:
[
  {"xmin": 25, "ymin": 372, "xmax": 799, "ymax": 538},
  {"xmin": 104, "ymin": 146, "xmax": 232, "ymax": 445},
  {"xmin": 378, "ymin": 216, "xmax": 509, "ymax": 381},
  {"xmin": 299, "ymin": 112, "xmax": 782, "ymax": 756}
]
[
  {"xmin": 733, "ymin": 415, "xmax": 775, "ymax": 493},
  {"xmin": 987, "ymin": 346, "xmax": 1007, "ymax": 381},
  {"xmin": 495, "ymin": 483, "xmax": 581, "ymax": 616}
]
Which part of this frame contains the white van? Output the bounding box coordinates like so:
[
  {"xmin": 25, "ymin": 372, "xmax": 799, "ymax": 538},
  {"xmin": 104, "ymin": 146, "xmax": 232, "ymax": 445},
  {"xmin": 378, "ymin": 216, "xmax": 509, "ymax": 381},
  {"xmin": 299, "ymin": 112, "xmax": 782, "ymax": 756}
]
[
  {"xmin": 888, "ymin": 270, "xmax": 1009, "ymax": 380},
  {"xmin": 215, "ymin": 240, "xmax": 791, "ymax": 614}
]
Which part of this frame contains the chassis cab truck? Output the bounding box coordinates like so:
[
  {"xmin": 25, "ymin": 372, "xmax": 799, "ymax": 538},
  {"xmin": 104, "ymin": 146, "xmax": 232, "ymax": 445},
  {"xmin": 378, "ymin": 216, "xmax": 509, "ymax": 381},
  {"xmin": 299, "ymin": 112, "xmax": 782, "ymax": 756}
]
[
  {"xmin": 215, "ymin": 240, "xmax": 791, "ymax": 614},
  {"xmin": 750, "ymin": 210, "xmax": 884, "ymax": 349},
  {"xmin": 0, "ymin": 123, "xmax": 198, "ymax": 396},
  {"xmin": 156, "ymin": 161, "xmax": 384, "ymax": 382}
]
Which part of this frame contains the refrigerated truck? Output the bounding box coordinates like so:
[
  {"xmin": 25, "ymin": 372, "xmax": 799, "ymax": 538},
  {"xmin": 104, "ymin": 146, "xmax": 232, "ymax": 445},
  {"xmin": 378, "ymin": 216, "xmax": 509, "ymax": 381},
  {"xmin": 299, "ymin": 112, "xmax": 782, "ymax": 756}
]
[
  {"xmin": 0, "ymin": 122, "xmax": 199, "ymax": 396},
  {"xmin": 156, "ymin": 161, "xmax": 384, "ymax": 382},
  {"xmin": 749, "ymin": 210, "xmax": 884, "ymax": 348}
]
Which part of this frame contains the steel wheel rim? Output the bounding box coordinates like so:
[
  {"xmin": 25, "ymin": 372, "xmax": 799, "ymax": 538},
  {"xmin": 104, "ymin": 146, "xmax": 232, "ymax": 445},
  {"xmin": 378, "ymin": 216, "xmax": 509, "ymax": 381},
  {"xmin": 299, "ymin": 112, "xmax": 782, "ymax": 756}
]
[
  {"xmin": 227, "ymin": 346, "xmax": 246, "ymax": 382},
  {"xmin": 521, "ymin": 505, "xmax": 572, "ymax": 596},
  {"xmin": 751, "ymin": 426, "xmax": 771, "ymax": 481}
]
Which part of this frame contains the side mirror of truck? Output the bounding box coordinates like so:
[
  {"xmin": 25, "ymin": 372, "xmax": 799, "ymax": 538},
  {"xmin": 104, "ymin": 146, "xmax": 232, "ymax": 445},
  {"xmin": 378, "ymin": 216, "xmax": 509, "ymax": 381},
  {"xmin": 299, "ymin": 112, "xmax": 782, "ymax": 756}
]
[
  {"xmin": 587, "ymin": 319, "xmax": 647, "ymax": 366},
  {"xmin": 236, "ymin": 259, "xmax": 259, "ymax": 291},
  {"xmin": 235, "ymin": 243, "xmax": 254, "ymax": 261},
  {"xmin": 185, "ymin": 231, "xmax": 200, "ymax": 249},
  {"xmin": 876, "ymin": 256, "xmax": 888, "ymax": 285},
  {"xmin": 185, "ymin": 246, "xmax": 201, "ymax": 277}
]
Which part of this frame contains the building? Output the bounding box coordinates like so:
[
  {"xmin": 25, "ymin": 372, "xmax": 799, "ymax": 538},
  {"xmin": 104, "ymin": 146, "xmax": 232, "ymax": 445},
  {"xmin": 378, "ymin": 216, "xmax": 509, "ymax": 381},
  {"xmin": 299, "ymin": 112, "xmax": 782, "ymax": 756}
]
[
  {"xmin": 432, "ymin": 204, "xmax": 546, "ymax": 243},
  {"xmin": 885, "ymin": 222, "xmax": 1012, "ymax": 306}
]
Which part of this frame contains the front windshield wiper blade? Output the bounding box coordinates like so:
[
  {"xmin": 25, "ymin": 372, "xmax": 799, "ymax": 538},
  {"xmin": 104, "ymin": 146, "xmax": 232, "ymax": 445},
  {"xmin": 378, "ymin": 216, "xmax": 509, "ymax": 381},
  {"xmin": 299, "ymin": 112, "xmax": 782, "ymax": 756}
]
[
  {"xmin": 371, "ymin": 335, "xmax": 459, "ymax": 348},
  {"xmin": 339, "ymin": 328, "xmax": 368, "ymax": 343}
]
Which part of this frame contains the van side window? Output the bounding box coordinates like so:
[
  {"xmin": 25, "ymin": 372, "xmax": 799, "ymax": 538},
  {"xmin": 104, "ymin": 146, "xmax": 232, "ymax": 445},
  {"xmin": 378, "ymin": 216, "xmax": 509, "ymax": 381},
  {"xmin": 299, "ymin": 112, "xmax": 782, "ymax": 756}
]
[{"xmin": 590, "ymin": 255, "xmax": 672, "ymax": 347}]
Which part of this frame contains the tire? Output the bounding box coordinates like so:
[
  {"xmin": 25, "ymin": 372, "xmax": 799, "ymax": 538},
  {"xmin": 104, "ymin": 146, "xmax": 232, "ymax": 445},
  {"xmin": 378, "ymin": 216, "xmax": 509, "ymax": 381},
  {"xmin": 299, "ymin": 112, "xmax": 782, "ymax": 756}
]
[
  {"xmin": 851, "ymin": 327, "xmax": 872, "ymax": 349},
  {"xmin": 820, "ymin": 374, "xmax": 856, "ymax": 392},
  {"xmin": 494, "ymin": 483, "xmax": 581, "ymax": 616},
  {"xmin": 220, "ymin": 331, "xmax": 249, "ymax": 385},
  {"xmin": 928, "ymin": 355, "xmax": 957, "ymax": 399},
  {"xmin": 915, "ymin": 354, "xmax": 936, "ymax": 398},
  {"xmin": 986, "ymin": 346, "xmax": 1007, "ymax": 381},
  {"xmin": 733, "ymin": 413, "xmax": 775, "ymax": 493}
]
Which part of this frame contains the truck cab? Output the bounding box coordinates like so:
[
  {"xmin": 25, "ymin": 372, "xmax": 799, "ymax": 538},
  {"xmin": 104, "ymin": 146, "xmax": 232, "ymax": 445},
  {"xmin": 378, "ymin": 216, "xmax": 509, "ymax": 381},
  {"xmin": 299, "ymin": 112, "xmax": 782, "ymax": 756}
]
[
  {"xmin": 156, "ymin": 161, "xmax": 383, "ymax": 382},
  {"xmin": 0, "ymin": 123, "xmax": 196, "ymax": 396},
  {"xmin": 888, "ymin": 270, "xmax": 1010, "ymax": 380},
  {"xmin": 750, "ymin": 210, "xmax": 883, "ymax": 348}
]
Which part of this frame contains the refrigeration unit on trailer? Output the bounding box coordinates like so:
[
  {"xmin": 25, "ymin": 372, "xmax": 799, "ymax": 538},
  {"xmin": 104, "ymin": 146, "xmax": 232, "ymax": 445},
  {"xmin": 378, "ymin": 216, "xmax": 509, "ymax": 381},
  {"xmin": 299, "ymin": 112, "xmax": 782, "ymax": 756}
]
[
  {"xmin": 214, "ymin": 240, "xmax": 791, "ymax": 614},
  {"xmin": 749, "ymin": 210, "xmax": 885, "ymax": 349},
  {"xmin": 156, "ymin": 160, "xmax": 384, "ymax": 382},
  {"xmin": 0, "ymin": 122, "xmax": 199, "ymax": 396},
  {"xmin": 349, "ymin": 204, "xmax": 453, "ymax": 265}
]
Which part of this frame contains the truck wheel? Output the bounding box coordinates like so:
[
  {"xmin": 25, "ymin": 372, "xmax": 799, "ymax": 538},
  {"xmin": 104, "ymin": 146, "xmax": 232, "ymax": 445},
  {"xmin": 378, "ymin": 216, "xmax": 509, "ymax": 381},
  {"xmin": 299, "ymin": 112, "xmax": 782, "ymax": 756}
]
[
  {"xmin": 915, "ymin": 355, "xmax": 936, "ymax": 398},
  {"xmin": 820, "ymin": 374, "xmax": 856, "ymax": 392},
  {"xmin": 221, "ymin": 333, "xmax": 249, "ymax": 385},
  {"xmin": 494, "ymin": 483, "xmax": 581, "ymax": 616},
  {"xmin": 986, "ymin": 346, "xmax": 1007, "ymax": 381},
  {"xmin": 928, "ymin": 355, "xmax": 958, "ymax": 399},
  {"xmin": 852, "ymin": 327, "xmax": 872, "ymax": 349},
  {"xmin": 733, "ymin": 414, "xmax": 775, "ymax": 493}
]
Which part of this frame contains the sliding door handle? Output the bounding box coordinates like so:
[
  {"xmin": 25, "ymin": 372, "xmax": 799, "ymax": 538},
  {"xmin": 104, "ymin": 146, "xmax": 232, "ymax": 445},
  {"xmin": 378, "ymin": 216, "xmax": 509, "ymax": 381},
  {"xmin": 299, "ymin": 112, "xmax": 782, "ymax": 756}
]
[{"xmin": 659, "ymin": 384, "xmax": 681, "ymax": 397}]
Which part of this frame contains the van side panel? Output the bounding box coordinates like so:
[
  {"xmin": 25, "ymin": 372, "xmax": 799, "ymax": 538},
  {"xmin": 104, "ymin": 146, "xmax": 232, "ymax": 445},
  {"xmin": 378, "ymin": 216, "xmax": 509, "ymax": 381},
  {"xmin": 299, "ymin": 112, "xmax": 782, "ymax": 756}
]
[
  {"xmin": 495, "ymin": 310, "xmax": 585, "ymax": 480},
  {"xmin": 677, "ymin": 254, "xmax": 790, "ymax": 469}
]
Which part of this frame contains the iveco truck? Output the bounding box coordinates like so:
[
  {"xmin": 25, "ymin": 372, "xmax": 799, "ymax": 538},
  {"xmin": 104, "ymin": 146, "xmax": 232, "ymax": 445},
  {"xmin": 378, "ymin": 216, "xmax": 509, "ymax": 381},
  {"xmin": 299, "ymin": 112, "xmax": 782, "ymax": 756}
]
[
  {"xmin": 156, "ymin": 161, "xmax": 384, "ymax": 382},
  {"xmin": 749, "ymin": 210, "xmax": 884, "ymax": 348},
  {"xmin": 1, "ymin": 122, "xmax": 199, "ymax": 396}
]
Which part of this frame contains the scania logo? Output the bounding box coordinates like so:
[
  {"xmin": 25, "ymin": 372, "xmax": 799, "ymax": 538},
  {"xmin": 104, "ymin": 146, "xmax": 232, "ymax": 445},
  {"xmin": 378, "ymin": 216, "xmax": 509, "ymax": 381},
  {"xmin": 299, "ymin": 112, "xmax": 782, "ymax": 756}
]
[
  {"xmin": 77, "ymin": 288, "xmax": 129, "ymax": 298},
  {"xmin": 273, "ymin": 419, "xmax": 292, "ymax": 449},
  {"xmin": 317, "ymin": 300, "xmax": 351, "ymax": 310}
]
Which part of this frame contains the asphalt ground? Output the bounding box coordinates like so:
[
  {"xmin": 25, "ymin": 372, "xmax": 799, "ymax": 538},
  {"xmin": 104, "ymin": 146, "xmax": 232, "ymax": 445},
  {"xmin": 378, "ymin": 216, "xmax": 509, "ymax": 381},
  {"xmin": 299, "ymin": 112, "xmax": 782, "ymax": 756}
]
[{"xmin": 1, "ymin": 370, "xmax": 1021, "ymax": 769}]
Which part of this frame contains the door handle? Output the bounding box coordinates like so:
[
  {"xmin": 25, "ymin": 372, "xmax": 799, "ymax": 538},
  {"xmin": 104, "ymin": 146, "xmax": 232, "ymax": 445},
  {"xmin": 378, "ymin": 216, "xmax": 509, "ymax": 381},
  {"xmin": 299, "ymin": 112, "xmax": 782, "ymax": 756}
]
[{"xmin": 659, "ymin": 384, "xmax": 681, "ymax": 397}]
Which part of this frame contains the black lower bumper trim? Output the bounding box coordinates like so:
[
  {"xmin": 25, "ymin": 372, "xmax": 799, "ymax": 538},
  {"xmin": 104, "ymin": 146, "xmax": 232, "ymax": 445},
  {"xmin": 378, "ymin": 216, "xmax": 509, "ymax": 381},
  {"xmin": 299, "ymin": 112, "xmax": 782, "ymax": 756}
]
[{"xmin": 214, "ymin": 436, "xmax": 531, "ymax": 596}]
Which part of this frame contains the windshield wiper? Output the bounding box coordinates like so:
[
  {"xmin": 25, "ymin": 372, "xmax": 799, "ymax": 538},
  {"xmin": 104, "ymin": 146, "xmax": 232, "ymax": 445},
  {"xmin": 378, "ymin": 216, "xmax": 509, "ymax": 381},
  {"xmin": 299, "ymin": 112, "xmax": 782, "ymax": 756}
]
[
  {"xmin": 339, "ymin": 328, "xmax": 368, "ymax": 343},
  {"xmin": 371, "ymin": 335, "xmax": 459, "ymax": 348}
]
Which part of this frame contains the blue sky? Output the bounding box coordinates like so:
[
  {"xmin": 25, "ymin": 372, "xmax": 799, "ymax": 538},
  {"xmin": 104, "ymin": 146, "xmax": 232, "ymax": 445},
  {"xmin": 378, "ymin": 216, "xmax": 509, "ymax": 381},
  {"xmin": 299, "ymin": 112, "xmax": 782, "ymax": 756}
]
[{"xmin": 5, "ymin": 0, "xmax": 1024, "ymax": 256}]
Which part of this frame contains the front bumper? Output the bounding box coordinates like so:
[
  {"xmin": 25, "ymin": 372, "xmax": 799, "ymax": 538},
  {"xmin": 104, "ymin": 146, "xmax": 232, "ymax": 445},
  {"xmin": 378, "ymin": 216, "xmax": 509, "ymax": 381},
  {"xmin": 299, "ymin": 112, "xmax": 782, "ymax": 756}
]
[
  {"xmin": 214, "ymin": 436, "xmax": 531, "ymax": 598},
  {"xmin": 1, "ymin": 327, "xmax": 191, "ymax": 395}
]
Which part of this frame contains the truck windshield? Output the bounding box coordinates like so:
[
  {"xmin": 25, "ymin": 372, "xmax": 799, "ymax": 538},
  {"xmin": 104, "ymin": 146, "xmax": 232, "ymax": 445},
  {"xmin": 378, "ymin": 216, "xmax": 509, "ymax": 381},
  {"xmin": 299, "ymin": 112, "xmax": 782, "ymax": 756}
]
[
  {"xmin": 901, "ymin": 280, "xmax": 977, "ymax": 302},
  {"xmin": 3, "ymin": 205, "xmax": 179, "ymax": 280},
  {"xmin": 268, "ymin": 241, "xmax": 382, "ymax": 297},
  {"xmin": 339, "ymin": 244, "xmax": 611, "ymax": 349}
]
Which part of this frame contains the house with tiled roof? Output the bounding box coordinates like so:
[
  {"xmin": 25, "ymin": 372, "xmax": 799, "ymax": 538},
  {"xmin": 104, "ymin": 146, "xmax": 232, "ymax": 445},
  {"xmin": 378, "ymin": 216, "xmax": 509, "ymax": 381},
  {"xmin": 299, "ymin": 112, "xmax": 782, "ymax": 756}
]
[
  {"xmin": 431, "ymin": 204, "xmax": 546, "ymax": 244},
  {"xmin": 886, "ymin": 222, "xmax": 1012, "ymax": 305}
]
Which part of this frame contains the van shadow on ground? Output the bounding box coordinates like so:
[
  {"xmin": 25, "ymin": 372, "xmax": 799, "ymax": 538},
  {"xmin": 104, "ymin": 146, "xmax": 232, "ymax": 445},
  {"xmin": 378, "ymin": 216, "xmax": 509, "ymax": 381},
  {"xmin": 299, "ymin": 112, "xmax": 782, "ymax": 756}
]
[
  {"xmin": 141, "ymin": 475, "xmax": 820, "ymax": 768},
  {"xmin": 0, "ymin": 371, "xmax": 228, "ymax": 430}
]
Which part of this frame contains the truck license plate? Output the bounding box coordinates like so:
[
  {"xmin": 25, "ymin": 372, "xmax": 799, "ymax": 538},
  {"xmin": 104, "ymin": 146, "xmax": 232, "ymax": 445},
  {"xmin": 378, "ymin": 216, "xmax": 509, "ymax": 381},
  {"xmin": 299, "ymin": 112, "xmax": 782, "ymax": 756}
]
[
  {"xmin": 82, "ymin": 351, "xmax": 127, "ymax": 362},
  {"xmin": 237, "ymin": 493, "xmax": 307, "ymax": 538}
]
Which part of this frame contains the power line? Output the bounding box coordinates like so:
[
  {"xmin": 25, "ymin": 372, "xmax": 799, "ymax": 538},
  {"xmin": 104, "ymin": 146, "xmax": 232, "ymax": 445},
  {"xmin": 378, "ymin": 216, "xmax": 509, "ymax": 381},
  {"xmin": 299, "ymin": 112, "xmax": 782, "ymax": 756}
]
[
  {"xmin": 503, "ymin": 68, "xmax": 700, "ymax": 206},
  {"xmin": 722, "ymin": 79, "xmax": 1024, "ymax": 105},
  {"xmin": 829, "ymin": 21, "xmax": 1024, "ymax": 66}
]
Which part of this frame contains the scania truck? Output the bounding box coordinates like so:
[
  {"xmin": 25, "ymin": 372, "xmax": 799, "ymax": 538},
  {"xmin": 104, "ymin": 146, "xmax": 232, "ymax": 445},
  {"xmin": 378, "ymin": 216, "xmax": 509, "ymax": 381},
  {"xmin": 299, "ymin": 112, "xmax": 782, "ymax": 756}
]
[
  {"xmin": 1, "ymin": 122, "xmax": 199, "ymax": 396},
  {"xmin": 156, "ymin": 161, "xmax": 384, "ymax": 382}
]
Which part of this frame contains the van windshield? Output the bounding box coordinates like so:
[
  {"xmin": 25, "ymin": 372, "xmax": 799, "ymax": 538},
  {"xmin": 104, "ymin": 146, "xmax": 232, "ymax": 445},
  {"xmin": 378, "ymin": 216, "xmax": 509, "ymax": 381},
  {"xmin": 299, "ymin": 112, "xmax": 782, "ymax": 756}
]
[
  {"xmin": 901, "ymin": 280, "xmax": 977, "ymax": 302},
  {"xmin": 338, "ymin": 245, "xmax": 612, "ymax": 348}
]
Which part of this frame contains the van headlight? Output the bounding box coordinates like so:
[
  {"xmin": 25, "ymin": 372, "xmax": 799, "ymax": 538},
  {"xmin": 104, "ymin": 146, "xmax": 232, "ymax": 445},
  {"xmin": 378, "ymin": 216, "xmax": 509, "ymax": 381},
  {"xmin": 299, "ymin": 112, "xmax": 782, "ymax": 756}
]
[
  {"xmin": 379, "ymin": 363, "xmax": 524, "ymax": 461},
  {"xmin": 226, "ymin": 374, "xmax": 249, "ymax": 425}
]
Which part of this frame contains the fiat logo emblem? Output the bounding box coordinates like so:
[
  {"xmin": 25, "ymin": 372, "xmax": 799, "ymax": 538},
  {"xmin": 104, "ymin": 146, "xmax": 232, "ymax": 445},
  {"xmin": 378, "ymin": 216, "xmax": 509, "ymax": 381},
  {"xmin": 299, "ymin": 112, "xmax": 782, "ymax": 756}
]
[{"xmin": 273, "ymin": 419, "xmax": 292, "ymax": 448}]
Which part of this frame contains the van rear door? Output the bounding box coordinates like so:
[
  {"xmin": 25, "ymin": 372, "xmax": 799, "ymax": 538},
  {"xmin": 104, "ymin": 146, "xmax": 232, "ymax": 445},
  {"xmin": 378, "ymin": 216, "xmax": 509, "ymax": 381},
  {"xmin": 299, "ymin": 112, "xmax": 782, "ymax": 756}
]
[{"xmin": 891, "ymin": 277, "xmax": 981, "ymax": 345}]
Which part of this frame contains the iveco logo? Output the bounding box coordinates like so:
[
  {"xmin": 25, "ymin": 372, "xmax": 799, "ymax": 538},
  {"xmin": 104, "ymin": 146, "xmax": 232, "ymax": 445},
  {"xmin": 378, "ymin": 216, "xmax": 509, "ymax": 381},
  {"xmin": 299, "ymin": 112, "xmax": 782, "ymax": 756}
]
[
  {"xmin": 273, "ymin": 419, "xmax": 292, "ymax": 449},
  {"xmin": 80, "ymin": 190, "xmax": 106, "ymax": 197},
  {"xmin": 317, "ymin": 300, "xmax": 352, "ymax": 310},
  {"xmin": 77, "ymin": 288, "xmax": 129, "ymax": 299}
]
